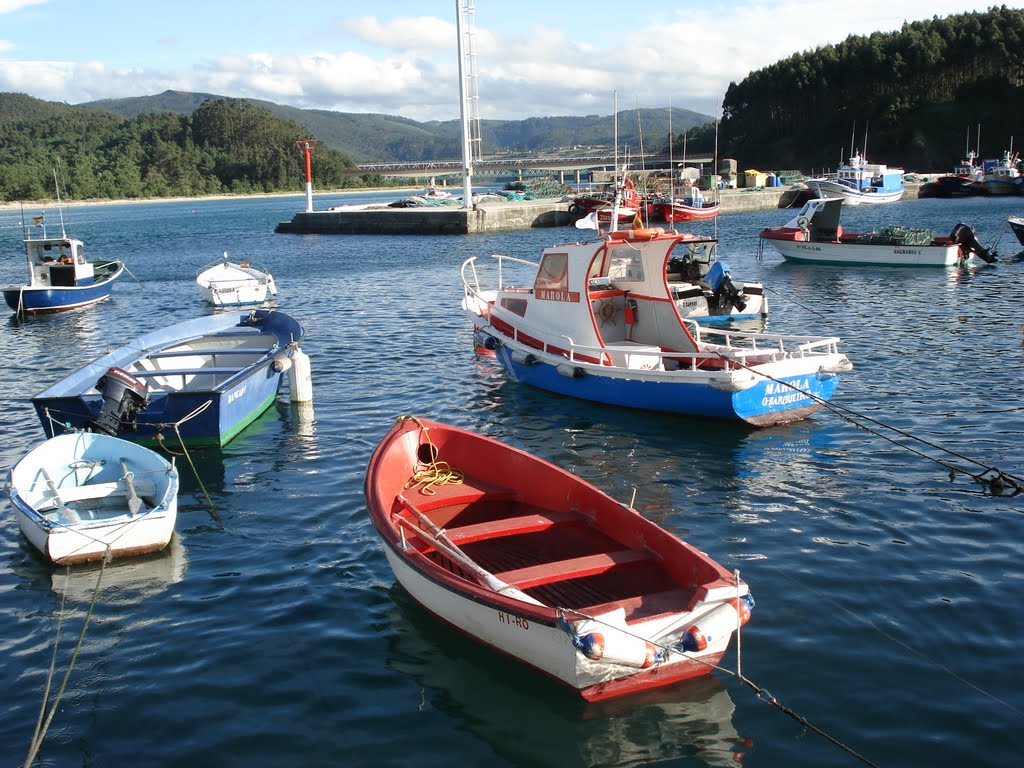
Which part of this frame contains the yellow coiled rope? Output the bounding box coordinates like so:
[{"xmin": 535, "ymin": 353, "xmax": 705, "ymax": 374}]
[{"xmin": 397, "ymin": 416, "xmax": 464, "ymax": 495}]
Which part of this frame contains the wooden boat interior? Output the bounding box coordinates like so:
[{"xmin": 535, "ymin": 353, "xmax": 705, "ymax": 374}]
[{"xmin": 391, "ymin": 477, "xmax": 704, "ymax": 625}]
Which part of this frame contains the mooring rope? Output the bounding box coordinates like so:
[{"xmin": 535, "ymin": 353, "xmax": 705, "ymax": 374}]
[
  {"xmin": 24, "ymin": 550, "xmax": 109, "ymax": 768},
  {"xmin": 397, "ymin": 415, "xmax": 465, "ymax": 495},
  {"xmin": 557, "ymin": 598, "xmax": 881, "ymax": 767},
  {"xmin": 721, "ymin": 355, "xmax": 1024, "ymax": 496},
  {"xmin": 769, "ymin": 564, "xmax": 1024, "ymax": 718}
]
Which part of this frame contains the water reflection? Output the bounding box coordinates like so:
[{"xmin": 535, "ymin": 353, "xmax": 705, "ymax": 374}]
[
  {"xmin": 385, "ymin": 588, "xmax": 752, "ymax": 767},
  {"xmin": 49, "ymin": 535, "xmax": 188, "ymax": 605}
]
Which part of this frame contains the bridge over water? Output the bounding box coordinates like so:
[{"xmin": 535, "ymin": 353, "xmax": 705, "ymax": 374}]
[{"xmin": 346, "ymin": 154, "xmax": 716, "ymax": 179}]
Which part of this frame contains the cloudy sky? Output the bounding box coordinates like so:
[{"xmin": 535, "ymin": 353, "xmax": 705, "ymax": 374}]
[{"xmin": 0, "ymin": 0, "xmax": 1017, "ymax": 121}]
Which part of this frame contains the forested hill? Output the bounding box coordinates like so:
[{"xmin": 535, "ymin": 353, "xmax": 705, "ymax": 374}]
[
  {"xmin": 720, "ymin": 6, "xmax": 1024, "ymax": 171},
  {"xmin": 0, "ymin": 95, "xmax": 358, "ymax": 202},
  {"xmin": 84, "ymin": 93, "xmax": 713, "ymax": 163}
]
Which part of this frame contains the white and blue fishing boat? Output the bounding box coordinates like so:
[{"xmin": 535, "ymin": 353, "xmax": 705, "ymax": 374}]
[
  {"xmin": 807, "ymin": 151, "xmax": 905, "ymax": 206},
  {"xmin": 6, "ymin": 431, "xmax": 178, "ymax": 565},
  {"xmin": 461, "ymin": 224, "xmax": 852, "ymax": 427},
  {"xmin": 32, "ymin": 310, "xmax": 307, "ymax": 447},
  {"xmin": 2, "ymin": 214, "xmax": 123, "ymax": 316}
]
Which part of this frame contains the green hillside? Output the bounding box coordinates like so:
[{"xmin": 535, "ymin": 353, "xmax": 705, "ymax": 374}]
[
  {"xmin": 0, "ymin": 94, "xmax": 358, "ymax": 201},
  {"xmin": 81, "ymin": 91, "xmax": 713, "ymax": 162},
  {"xmin": 720, "ymin": 6, "xmax": 1024, "ymax": 171}
]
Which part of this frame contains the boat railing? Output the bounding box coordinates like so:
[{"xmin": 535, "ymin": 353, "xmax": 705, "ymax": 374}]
[
  {"xmin": 462, "ymin": 254, "xmax": 539, "ymax": 299},
  {"xmin": 497, "ymin": 313, "xmax": 842, "ymax": 370}
]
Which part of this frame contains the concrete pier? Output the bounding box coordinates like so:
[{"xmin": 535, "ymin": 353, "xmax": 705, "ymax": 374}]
[{"xmin": 274, "ymin": 183, "xmax": 922, "ymax": 235}]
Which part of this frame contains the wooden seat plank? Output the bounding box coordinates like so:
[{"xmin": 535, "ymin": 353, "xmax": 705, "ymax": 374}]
[
  {"xmin": 494, "ymin": 549, "xmax": 653, "ymax": 589},
  {"xmin": 445, "ymin": 510, "xmax": 583, "ymax": 545}
]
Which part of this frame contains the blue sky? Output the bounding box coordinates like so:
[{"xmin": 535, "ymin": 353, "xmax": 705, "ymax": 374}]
[{"xmin": 0, "ymin": 1, "xmax": 1017, "ymax": 121}]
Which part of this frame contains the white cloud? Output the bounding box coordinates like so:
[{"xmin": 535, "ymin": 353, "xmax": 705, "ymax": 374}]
[
  {"xmin": 0, "ymin": 0, "xmax": 47, "ymax": 13},
  {"xmin": 0, "ymin": 3, "xmax": 1018, "ymax": 121}
]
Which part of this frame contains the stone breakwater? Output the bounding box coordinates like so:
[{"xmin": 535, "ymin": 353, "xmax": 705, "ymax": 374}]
[{"xmin": 274, "ymin": 183, "xmax": 923, "ymax": 235}]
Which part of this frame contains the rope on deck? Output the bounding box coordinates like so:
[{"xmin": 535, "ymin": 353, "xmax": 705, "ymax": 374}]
[{"xmin": 397, "ymin": 415, "xmax": 465, "ymax": 495}]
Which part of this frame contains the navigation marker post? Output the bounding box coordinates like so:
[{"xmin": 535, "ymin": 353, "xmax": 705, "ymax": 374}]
[{"xmin": 295, "ymin": 139, "xmax": 317, "ymax": 213}]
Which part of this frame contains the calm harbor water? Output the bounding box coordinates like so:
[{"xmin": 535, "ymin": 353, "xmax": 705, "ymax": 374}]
[{"xmin": 1, "ymin": 191, "xmax": 1023, "ymax": 767}]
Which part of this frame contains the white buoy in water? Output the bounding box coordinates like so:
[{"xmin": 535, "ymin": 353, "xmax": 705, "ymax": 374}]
[{"xmin": 289, "ymin": 347, "xmax": 313, "ymax": 403}]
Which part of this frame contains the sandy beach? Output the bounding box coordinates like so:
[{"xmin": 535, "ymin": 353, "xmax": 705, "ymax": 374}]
[{"xmin": 0, "ymin": 186, "xmax": 423, "ymax": 212}]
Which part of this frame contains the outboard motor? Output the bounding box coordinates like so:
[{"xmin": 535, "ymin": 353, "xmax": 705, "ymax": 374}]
[
  {"xmin": 949, "ymin": 223, "xmax": 997, "ymax": 263},
  {"xmin": 88, "ymin": 367, "xmax": 148, "ymax": 436},
  {"xmin": 705, "ymin": 261, "xmax": 748, "ymax": 312}
]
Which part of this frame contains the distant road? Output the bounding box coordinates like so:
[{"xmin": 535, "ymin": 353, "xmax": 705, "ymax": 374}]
[{"xmin": 348, "ymin": 154, "xmax": 716, "ymax": 178}]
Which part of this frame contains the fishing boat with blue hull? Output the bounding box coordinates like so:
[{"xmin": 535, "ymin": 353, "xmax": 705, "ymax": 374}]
[
  {"xmin": 2, "ymin": 226, "xmax": 123, "ymax": 316},
  {"xmin": 461, "ymin": 226, "xmax": 851, "ymax": 427},
  {"xmin": 6, "ymin": 431, "xmax": 179, "ymax": 565},
  {"xmin": 31, "ymin": 309, "xmax": 307, "ymax": 447},
  {"xmin": 807, "ymin": 151, "xmax": 905, "ymax": 206}
]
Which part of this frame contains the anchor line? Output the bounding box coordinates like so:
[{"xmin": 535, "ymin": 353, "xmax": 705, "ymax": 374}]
[
  {"xmin": 557, "ymin": 590, "xmax": 880, "ymax": 766},
  {"xmin": 770, "ymin": 564, "xmax": 1024, "ymax": 719},
  {"xmin": 24, "ymin": 552, "xmax": 109, "ymax": 768},
  {"xmin": 724, "ymin": 357, "xmax": 1024, "ymax": 495}
]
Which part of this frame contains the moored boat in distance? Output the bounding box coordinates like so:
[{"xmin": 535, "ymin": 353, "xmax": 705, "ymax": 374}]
[
  {"xmin": 6, "ymin": 431, "xmax": 178, "ymax": 565},
  {"xmin": 365, "ymin": 416, "xmax": 754, "ymax": 702},
  {"xmin": 196, "ymin": 252, "xmax": 278, "ymax": 307},
  {"xmin": 651, "ymin": 187, "xmax": 721, "ymax": 222},
  {"xmin": 462, "ymin": 222, "xmax": 850, "ymax": 427},
  {"xmin": 2, "ymin": 215, "xmax": 123, "ymax": 316},
  {"xmin": 32, "ymin": 309, "xmax": 308, "ymax": 447},
  {"xmin": 806, "ymin": 151, "xmax": 906, "ymax": 205},
  {"xmin": 759, "ymin": 197, "xmax": 996, "ymax": 267},
  {"xmin": 979, "ymin": 148, "xmax": 1022, "ymax": 196}
]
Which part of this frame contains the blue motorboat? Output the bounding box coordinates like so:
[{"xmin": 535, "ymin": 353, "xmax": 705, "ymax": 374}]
[
  {"xmin": 32, "ymin": 310, "xmax": 307, "ymax": 447},
  {"xmin": 3, "ymin": 217, "xmax": 123, "ymax": 315}
]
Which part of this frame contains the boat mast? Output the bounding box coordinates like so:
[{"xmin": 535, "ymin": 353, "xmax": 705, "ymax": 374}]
[
  {"xmin": 53, "ymin": 166, "xmax": 67, "ymax": 238},
  {"xmin": 668, "ymin": 98, "xmax": 674, "ymax": 230},
  {"xmin": 456, "ymin": 0, "xmax": 481, "ymax": 210},
  {"xmin": 609, "ymin": 92, "xmax": 621, "ymax": 231}
]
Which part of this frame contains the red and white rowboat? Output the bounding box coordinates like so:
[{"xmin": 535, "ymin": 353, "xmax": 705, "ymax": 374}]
[{"xmin": 365, "ymin": 416, "xmax": 752, "ymax": 701}]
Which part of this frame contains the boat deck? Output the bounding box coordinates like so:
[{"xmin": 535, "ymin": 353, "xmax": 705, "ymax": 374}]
[{"xmin": 394, "ymin": 480, "xmax": 692, "ymax": 622}]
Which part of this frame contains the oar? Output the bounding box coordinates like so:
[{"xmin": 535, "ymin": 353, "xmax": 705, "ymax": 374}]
[
  {"xmin": 395, "ymin": 494, "xmax": 543, "ymax": 606},
  {"xmin": 119, "ymin": 459, "xmax": 142, "ymax": 515},
  {"xmin": 40, "ymin": 468, "xmax": 80, "ymax": 523}
]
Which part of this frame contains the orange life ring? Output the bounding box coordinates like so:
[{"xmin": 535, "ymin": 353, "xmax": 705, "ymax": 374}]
[{"xmin": 610, "ymin": 227, "xmax": 664, "ymax": 241}]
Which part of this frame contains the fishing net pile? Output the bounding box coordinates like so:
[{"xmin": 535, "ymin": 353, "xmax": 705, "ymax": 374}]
[{"xmin": 854, "ymin": 225, "xmax": 936, "ymax": 246}]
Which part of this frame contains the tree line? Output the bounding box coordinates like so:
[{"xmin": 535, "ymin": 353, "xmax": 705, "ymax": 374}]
[
  {"xmin": 716, "ymin": 6, "xmax": 1024, "ymax": 171},
  {"xmin": 0, "ymin": 95, "xmax": 363, "ymax": 202}
]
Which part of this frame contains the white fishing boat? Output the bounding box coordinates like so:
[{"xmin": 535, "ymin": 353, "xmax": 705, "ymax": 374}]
[
  {"xmin": 196, "ymin": 252, "xmax": 278, "ymax": 307},
  {"xmin": 6, "ymin": 431, "xmax": 178, "ymax": 565},
  {"xmin": 759, "ymin": 197, "xmax": 996, "ymax": 267},
  {"xmin": 806, "ymin": 151, "xmax": 905, "ymax": 205},
  {"xmin": 462, "ymin": 220, "xmax": 850, "ymax": 427}
]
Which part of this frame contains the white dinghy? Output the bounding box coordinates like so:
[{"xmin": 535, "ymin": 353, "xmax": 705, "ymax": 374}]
[
  {"xmin": 196, "ymin": 252, "xmax": 278, "ymax": 307},
  {"xmin": 6, "ymin": 431, "xmax": 179, "ymax": 565}
]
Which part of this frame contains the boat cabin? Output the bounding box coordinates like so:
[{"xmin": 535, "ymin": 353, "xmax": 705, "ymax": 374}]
[
  {"xmin": 25, "ymin": 237, "xmax": 93, "ymax": 288},
  {"xmin": 492, "ymin": 231, "xmax": 728, "ymax": 366}
]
